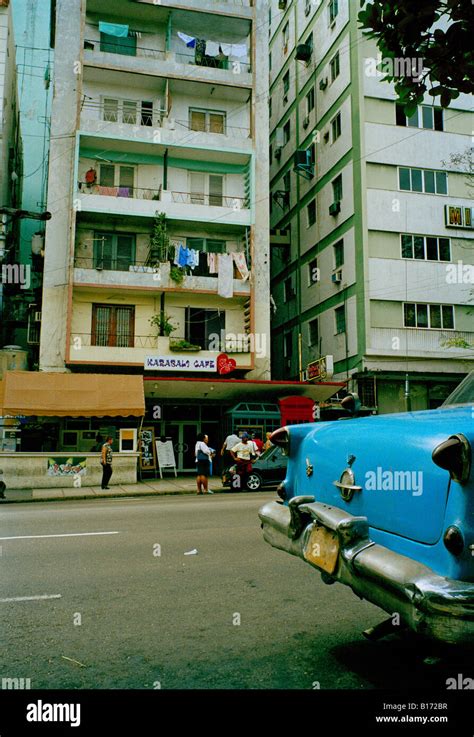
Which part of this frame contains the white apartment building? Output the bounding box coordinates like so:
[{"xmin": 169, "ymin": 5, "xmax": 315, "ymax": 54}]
[{"xmin": 269, "ymin": 0, "xmax": 474, "ymax": 412}]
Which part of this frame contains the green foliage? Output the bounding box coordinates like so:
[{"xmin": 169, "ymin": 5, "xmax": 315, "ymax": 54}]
[
  {"xmin": 169, "ymin": 339, "xmax": 201, "ymax": 352},
  {"xmin": 358, "ymin": 0, "xmax": 474, "ymax": 112},
  {"xmin": 169, "ymin": 266, "xmax": 186, "ymax": 285},
  {"xmin": 149, "ymin": 313, "xmax": 176, "ymax": 337},
  {"xmin": 149, "ymin": 212, "xmax": 170, "ymax": 265}
]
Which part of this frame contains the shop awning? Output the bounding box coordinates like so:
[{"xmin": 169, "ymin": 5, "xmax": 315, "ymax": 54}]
[
  {"xmin": 143, "ymin": 376, "xmax": 345, "ymax": 403},
  {"xmin": 0, "ymin": 372, "xmax": 145, "ymax": 417}
]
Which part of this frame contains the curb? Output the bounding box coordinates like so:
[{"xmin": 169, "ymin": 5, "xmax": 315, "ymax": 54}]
[{"xmin": 0, "ymin": 487, "xmax": 236, "ymax": 504}]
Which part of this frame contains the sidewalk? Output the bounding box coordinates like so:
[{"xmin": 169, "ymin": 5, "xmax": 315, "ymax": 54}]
[{"xmin": 0, "ymin": 476, "xmax": 227, "ymax": 504}]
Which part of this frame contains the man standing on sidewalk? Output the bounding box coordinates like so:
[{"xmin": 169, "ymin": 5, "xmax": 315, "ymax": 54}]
[{"xmin": 100, "ymin": 436, "xmax": 113, "ymax": 489}]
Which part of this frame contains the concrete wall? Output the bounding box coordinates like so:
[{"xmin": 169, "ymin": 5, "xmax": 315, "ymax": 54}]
[{"xmin": 1, "ymin": 452, "xmax": 138, "ymax": 489}]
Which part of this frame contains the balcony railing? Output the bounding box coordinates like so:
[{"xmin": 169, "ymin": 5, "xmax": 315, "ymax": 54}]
[
  {"xmin": 73, "ymin": 253, "xmax": 251, "ymax": 279},
  {"xmin": 77, "ymin": 183, "xmax": 249, "ymax": 209},
  {"xmin": 70, "ymin": 333, "xmax": 156, "ymax": 349},
  {"xmin": 370, "ymin": 327, "xmax": 474, "ymax": 354},
  {"xmin": 175, "ymin": 48, "xmax": 251, "ymax": 74},
  {"xmin": 84, "ymin": 39, "xmax": 166, "ymax": 61},
  {"xmin": 80, "ymin": 100, "xmax": 164, "ymax": 129},
  {"xmin": 174, "ymin": 118, "xmax": 251, "ymax": 138}
]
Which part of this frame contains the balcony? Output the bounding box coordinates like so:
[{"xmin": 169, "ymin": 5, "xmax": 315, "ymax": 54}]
[
  {"xmin": 67, "ymin": 333, "xmax": 252, "ymax": 367},
  {"xmin": 76, "ymin": 185, "xmax": 252, "ymax": 226},
  {"xmin": 368, "ymin": 327, "xmax": 474, "ymax": 358},
  {"xmin": 72, "ymin": 255, "xmax": 251, "ymax": 295},
  {"xmin": 79, "ymin": 99, "xmax": 252, "ymax": 151}
]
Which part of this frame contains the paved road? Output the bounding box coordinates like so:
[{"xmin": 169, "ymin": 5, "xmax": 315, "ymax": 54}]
[{"xmin": 0, "ymin": 494, "xmax": 467, "ymax": 690}]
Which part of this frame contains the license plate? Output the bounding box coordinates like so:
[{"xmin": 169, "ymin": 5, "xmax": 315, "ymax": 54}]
[{"xmin": 304, "ymin": 525, "xmax": 339, "ymax": 575}]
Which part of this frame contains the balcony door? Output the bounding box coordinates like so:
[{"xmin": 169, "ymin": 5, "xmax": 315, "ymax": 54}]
[
  {"xmin": 91, "ymin": 304, "xmax": 135, "ymax": 347},
  {"xmin": 189, "ymin": 173, "xmax": 224, "ymax": 206},
  {"xmin": 185, "ymin": 307, "xmax": 225, "ymax": 351},
  {"xmin": 93, "ymin": 233, "xmax": 135, "ymax": 271}
]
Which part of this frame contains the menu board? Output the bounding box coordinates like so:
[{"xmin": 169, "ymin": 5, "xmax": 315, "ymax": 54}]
[
  {"xmin": 139, "ymin": 427, "xmax": 157, "ymax": 471},
  {"xmin": 155, "ymin": 439, "xmax": 177, "ymax": 478}
]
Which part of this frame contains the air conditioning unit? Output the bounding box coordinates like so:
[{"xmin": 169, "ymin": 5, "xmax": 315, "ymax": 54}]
[
  {"xmin": 303, "ymin": 115, "xmax": 310, "ymax": 129},
  {"xmin": 275, "ymin": 147, "xmax": 282, "ymax": 160},
  {"xmin": 278, "ymin": 0, "xmax": 287, "ymax": 9},
  {"xmin": 329, "ymin": 201, "xmax": 341, "ymax": 216},
  {"xmin": 295, "ymin": 44, "xmax": 312, "ymax": 63},
  {"xmin": 331, "ymin": 270, "xmax": 342, "ymax": 284},
  {"xmin": 34, "ymin": 311, "xmax": 42, "ymax": 322},
  {"xmin": 323, "ymin": 130, "xmax": 330, "ymax": 142},
  {"xmin": 319, "ymin": 78, "xmax": 328, "ymax": 90}
]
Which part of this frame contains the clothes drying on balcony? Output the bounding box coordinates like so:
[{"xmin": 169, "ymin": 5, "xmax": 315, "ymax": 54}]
[
  {"xmin": 97, "ymin": 185, "xmax": 118, "ymax": 196},
  {"xmin": 218, "ymin": 253, "xmax": 234, "ymax": 299},
  {"xmin": 220, "ymin": 42, "xmax": 248, "ymax": 58},
  {"xmin": 177, "ymin": 32, "xmax": 196, "ymax": 48},
  {"xmin": 207, "ymin": 252, "xmax": 218, "ymax": 274},
  {"xmin": 173, "ymin": 243, "xmax": 199, "ymax": 270},
  {"xmin": 205, "ymin": 41, "xmax": 220, "ymax": 57},
  {"xmin": 232, "ymin": 252, "xmax": 249, "ymax": 281},
  {"xmin": 99, "ymin": 22, "xmax": 129, "ymax": 38},
  {"xmin": 117, "ymin": 187, "xmax": 131, "ymax": 198}
]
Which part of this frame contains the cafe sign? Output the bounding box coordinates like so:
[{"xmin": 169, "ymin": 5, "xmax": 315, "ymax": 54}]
[
  {"xmin": 145, "ymin": 355, "xmax": 217, "ymax": 372},
  {"xmin": 445, "ymin": 205, "xmax": 474, "ymax": 229},
  {"xmin": 307, "ymin": 355, "xmax": 334, "ymax": 382}
]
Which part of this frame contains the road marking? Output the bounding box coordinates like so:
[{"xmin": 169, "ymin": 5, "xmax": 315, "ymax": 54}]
[
  {"xmin": 0, "ymin": 531, "xmax": 120, "ymax": 541},
  {"xmin": 0, "ymin": 594, "xmax": 62, "ymax": 603}
]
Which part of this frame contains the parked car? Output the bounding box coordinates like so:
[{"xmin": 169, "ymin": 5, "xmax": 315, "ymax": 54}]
[
  {"xmin": 259, "ymin": 372, "xmax": 474, "ymax": 644},
  {"xmin": 223, "ymin": 445, "xmax": 288, "ymax": 491}
]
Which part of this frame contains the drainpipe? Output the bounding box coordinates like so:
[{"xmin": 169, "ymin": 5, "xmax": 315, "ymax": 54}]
[
  {"xmin": 163, "ymin": 149, "xmax": 168, "ymax": 191},
  {"xmin": 404, "ymin": 373, "xmax": 412, "ymax": 412}
]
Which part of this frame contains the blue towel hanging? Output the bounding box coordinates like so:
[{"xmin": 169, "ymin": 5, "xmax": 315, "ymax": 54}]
[{"xmin": 99, "ymin": 22, "xmax": 129, "ymax": 38}]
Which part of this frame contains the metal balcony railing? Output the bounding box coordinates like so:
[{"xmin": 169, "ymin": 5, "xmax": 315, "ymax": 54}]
[
  {"xmin": 84, "ymin": 39, "xmax": 166, "ymax": 61},
  {"xmin": 80, "ymin": 100, "xmax": 165, "ymax": 129},
  {"xmin": 77, "ymin": 184, "xmax": 249, "ymax": 209},
  {"xmin": 175, "ymin": 48, "xmax": 251, "ymax": 74},
  {"xmin": 174, "ymin": 118, "xmax": 251, "ymax": 138},
  {"xmin": 70, "ymin": 333, "xmax": 157, "ymax": 349},
  {"xmin": 170, "ymin": 191, "xmax": 249, "ymax": 208},
  {"xmin": 73, "ymin": 254, "xmax": 251, "ymax": 278}
]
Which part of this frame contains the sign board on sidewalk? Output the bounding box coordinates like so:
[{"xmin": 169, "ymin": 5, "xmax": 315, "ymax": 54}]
[
  {"xmin": 139, "ymin": 427, "xmax": 157, "ymax": 471},
  {"xmin": 155, "ymin": 439, "xmax": 177, "ymax": 479}
]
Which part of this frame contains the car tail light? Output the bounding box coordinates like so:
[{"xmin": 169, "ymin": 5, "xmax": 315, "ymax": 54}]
[
  {"xmin": 443, "ymin": 525, "xmax": 464, "ymax": 556},
  {"xmin": 271, "ymin": 427, "xmax": 289, "ymax": 455},
  {"xmin": 432, "ymin": 433, "xmax": 471, "ymax": 485}
]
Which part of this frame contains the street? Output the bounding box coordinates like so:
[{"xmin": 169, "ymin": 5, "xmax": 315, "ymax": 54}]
[{"xmin": 0, "ymin": 493, "xmax": 468, "ymax": 690}]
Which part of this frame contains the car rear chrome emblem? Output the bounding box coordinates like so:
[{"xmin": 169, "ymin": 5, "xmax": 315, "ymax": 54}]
[
  {"xmin": 306, "ymin": 457, "xmax": 313, "ymax": 477},
  {"xmin": 333, "ymin": 455, "xmax": 362, "ymax": 502}
]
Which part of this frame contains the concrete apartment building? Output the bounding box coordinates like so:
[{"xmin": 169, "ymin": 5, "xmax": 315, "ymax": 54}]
[
  {"xmin": 269, "ymin": 0, "xmax": 474, "ymax": 413},
  {"xmin": 32, "ymin": 0, "xmax": 335, "ymax": 468}
]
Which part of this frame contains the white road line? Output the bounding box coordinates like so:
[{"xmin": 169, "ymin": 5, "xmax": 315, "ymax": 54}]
[
  {"xmin": 0, "ymin": 594, "xmax": 62, "ymax": 603},
  {"xmin": 0, "ymin": 531, "xmax": 120, "ymax": 541}
]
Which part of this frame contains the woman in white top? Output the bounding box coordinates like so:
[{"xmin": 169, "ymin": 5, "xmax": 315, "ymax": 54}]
[{"xmin": 195, "ymin": 433, "xmax": 213, "ymax": 494}]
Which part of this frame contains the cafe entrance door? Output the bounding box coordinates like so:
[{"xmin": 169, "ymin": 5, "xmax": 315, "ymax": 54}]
[{"xmin": 163, "ymin": 422, "xmax": 200, "ymax": 472}]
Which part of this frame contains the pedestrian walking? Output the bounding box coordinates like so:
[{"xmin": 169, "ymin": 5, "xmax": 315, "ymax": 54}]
[
  {"xmin": 230, "ymin": 432, "xmax": 258, "ymax": 490},
  {"xmin": 195, "ymin": 433, "xmax": 214, "ymax": 494},
  {"xmin": 220, "ymin": 431, "xmax": 240, "ymax": 467},
  {"xmin": 100, "ymin": 436, "xmax": 113, "ymax": 489}
]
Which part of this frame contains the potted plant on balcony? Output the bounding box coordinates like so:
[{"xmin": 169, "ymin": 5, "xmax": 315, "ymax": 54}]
[
  {"xmin": 148, "ymin": 212, "xmax": 170, "ymax": 266},
  {"xmin": 169, "ymin": 338, "xmax": 201, "ymax": 352},
  {"xmin": 149, "ymin": 313, "xmax": 176, "ymax": 338},
  {"xmin": 170, "ymin": 266, "xmax": 186, "ymax": 285}
]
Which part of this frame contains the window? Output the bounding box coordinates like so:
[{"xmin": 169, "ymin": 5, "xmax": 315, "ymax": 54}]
[
  {"xmin": 100, "ymin": 32, "xmax": 136, "ymax": 56},
  {"xmin": 269, "ymin": 144, "xmax": 273, "ymax": 165},
  {"xmin": 99, "ymin": 164, "xmax": 134, "ymax": 195},
  {"xmin": 103, "ymin": 99, "xmax": 153, "ymax": 127},
  {"xmin": 189, "ymin": 109, "xmax": 226, "ymax": 134},
  {"xmin": 334, "ymin": 239, "xmax": 344, "ymax": 268},
  {"xmin": 401, "ymin": 234, "xmax": 451, "ymax": 262},
  {"xmin": 92, "ymin": 305, "xmax": 135, "ymax": 347},
  {"xmin": 399, "ymin": 168, "xmax": 448, "ymax": 195},
  {"xmin": 283, "ymin": 120, "xmax": 291, "ymax": 144},
  {"xmin": 330, "ymin": 51, "xmax": 340, "ymax": 82},
  {"xmin": 307, "ymin": 199, "xmax": 316, "ymax": 226},
  {"xmin": 308, "ymin": 258, "xmax": 319, "ymax": 285},
  {"xmin": 331, "ymin": 112, "xmax": 341, "ymax": 141},
  {"xmin": 335, "ymin": 305, "xmax": 345, "ymax": 334},
  {"xmin": 306, "ymin": 87, "xmax": 315, "ymax": 115},
  {"xmin": 282, "ymin": 22, "xmax": 289, "ymax": 51},
  {"xmin": 269, "ymin": 96, "xmax": 272, "ymax": 118},
  {"xmin": 305, "ymin": 0, "xmax": 312, "ymax": 16},
  {"xmin": 329, "ymin": 0, "xmax": 339, "ymax": 25},
  {"xmin": 190, "ymin": 172, "xmax": 224, "ymax": 206},
  {"xmin": 332, "ymin": 174, "xmax": 343, "ymax": 202},
  {"xmin": 284, "ymin": 278, "xmax": 295, "ymax": 302},
  {"xmin": 185, "ymin": 308, "xmax": 225, "ymax": 350},
  {"xmin": 269, "ymin": 51, "xmax": 272, "ymax": 70},
  {"xmin": 94, "ymin": 232, "xmax": 136, "ymax": 271},
  {"xmin": 396, "ymin": 104, "xmax": 444, "ymax": 131},
  {"xmin": 308, "ymin": 318, "xmax": 319, "ymax": 346},
  {"xmin": 403, "ymin": 303, "xmax": 454, "ymax": 329},
  {"xmin": 284, "ymin": 331, "xmax": 293, "ymax": 358},
  {"xmin": 283, "ymin": 171, "xmax": 291, "ymax": 201},
  {"xmin": 283, "ymin": 71, "xmax": 290, "ymax": 96}
]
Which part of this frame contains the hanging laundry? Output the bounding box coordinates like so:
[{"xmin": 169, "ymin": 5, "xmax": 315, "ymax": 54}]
[
  {"xmin": 99, "ymin": 22, "xmax": 129, "ymax": 38},
  {"xmin": 178, "ymin": 244, "xmax": 189, "ymax": 268},
  {"xmin": 205, "ymin": 40, "xmax": 220, "ymax": 57},
  {"xmin": 98, "ymin": 185, "xmax": 118, "ymax": 196},
  {"xmin": 117, "ymin": 187, "xmax": 130, "ymax": 198},
  {"xmin": 230, "ymin": 43, "xmax": 248, "ymax": 58},
  {"xmin": 220, "ymin": 42, "xmax": 232, "ymax": 56},
  {"xmin": 129, "ymin": 30, "xmax": 142, "ymax": 38},
  {"xmin": 187, "ymin": 249, "xmax": 199, "ymax": 269},
  {"xmin": 207, "ymin": 252, "xmax": 218, "ymax": 274},
  {"xmin": 217, "ymin": 253, "xmax": 234, "ymax": 299},
  {"xmin": 177, "ymin": 32, "xmax": 196, "ymax": 48},
  {"xmin": 232, "ymin": 252, "xmax": 249, "ymax": 281}
]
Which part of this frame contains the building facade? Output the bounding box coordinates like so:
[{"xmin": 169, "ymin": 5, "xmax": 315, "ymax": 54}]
[
  {"xmin": 269, "ymin": 0, "xmax": 474, "ymax": 412},
  {"xmin": 37, "ymin": 0, "xmax": 287, "ymax": 469}
]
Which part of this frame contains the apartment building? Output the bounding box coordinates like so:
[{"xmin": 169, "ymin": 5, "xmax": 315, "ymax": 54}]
[
  {"xmin": 269, "ymin": 0, "xmax": 474, "ymax": 413},
  {"xmin": 32, "ymin": 0, "xmax": 338, "ymax": 468}
]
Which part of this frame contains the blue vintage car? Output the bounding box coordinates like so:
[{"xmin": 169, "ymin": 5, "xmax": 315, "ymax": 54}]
[{"xmin": 259, "ymin": 372, "xmax": 474, "ymax": 645}]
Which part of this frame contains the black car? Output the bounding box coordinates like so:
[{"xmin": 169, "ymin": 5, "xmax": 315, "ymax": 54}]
[{"xmin": 222, "ymin": 445, "xmax": 288, "ymax": 491}]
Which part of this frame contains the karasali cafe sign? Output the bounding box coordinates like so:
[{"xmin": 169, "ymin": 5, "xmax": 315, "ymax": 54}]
[{"xmin": 144, "ymin": 353, "xmax": 236, "ymax": 374}]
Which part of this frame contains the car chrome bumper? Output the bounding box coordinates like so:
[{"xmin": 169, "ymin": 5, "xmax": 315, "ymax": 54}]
[{"xmin": 259, "ymin": 497, "xmax": 474, "ymax": 645}]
